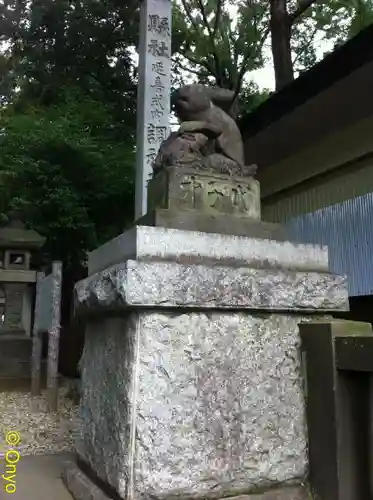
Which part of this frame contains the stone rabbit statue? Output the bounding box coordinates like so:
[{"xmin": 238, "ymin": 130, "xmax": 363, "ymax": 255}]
[
  {"xmin": 172, "ymin": 84, "xmax": 245, "ymax": 168},
  {"xmin": 154, "ymin": 84, "xmax": 257, "ymax": 177}
]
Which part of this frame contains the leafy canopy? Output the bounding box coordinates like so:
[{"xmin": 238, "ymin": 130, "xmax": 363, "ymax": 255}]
[
  {"xmin": 0, "ymin": 0, "xmax": 139, "ymax": 272},
  {"xmin": 0, "ymin": 88, "xmax": 135, "ymax": 267},
  {"xmin": 172, "ymin": 0, "xmax": 373, "ymax": 94}
]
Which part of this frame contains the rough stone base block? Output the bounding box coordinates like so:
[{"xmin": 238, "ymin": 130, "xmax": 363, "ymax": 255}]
[
  {"xmin": 76, "ymin": 226, "xmax": 348, "ymax": 500},
  {"xmin": 87, "ymin": 225, "xmax": 330, "ymax": 275},
  {"xmin": 62, "ymin": 460, "xmax": 310, "ymax": 500},
  {"xmin": 63, "ymin": 460, "xmax": 112, "ymax": 500},
  {"xmin": 75, "ymin": 311, "xmax": 318, "ymax": 499},
  {"xmin": 222, "ymin": 489, "xmax": 310, "ymax": 500}
]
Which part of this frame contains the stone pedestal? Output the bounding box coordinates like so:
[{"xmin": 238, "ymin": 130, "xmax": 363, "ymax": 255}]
[
  {"xmin": 136, "ymin": 167, "xmax": 288, "ymax": 239},
  {"xmin": 147, "ymin": 167, "xmax": 261, "ymax": 219},
  {"xmin": 65, "ymin": 224, "xmax": 348, "ymax": 500}
]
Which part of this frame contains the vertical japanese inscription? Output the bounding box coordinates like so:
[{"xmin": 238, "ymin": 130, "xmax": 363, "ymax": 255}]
[
  {"xmin": 148, "ymin": 14, "xmax": 171, "ymax": 36},
  {"xmin": 146, "ymin": 10, "xmax": 170, "ymax": 164},
  {"xmin": 136, "ymin": 0, "xmax": 171, "ymax": 219}
]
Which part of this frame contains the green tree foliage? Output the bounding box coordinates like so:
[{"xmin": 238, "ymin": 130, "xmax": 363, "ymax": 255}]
[
  {"xmin": 280, "ymin": 0, "xmax": 373, "ymax": 86},
  {"xmin": 21, "ymin": 0, "xmax": 137, "ymax": 109},
  {"xmin": 0, "ymin": 0, "xmax": 139, "ymax": 369},
  {"xmin": 173, "ymin": 0, "xmax": 373, "ymax": 93},
  {"xmin": 0, "ymin": 88, "xmax": 135, "ymax": 268},
  {"xmin": 0, "ymin": 0, "xmax": 138, "ymax": 104},
  {"xmin": 0, "ymin": 0, "xmax": 138, "ymax": 274},
  {"xmin": 310, "ymin": 0, "xmax": 373, "ymax": 47},
  {"xmin": 173, "ymin": 0, "xmax": 268, "ymax": 104},
  {"xmin": 237, "ymin": 82, "xmax": 271, "ymax": 119}
]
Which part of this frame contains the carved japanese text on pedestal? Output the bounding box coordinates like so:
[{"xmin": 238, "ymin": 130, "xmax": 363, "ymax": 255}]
[
  {"xmin": 148, "ymin": 167, "xmax": 261, "ymax": 219},
  {"xmin": 135, "ymin": 0, "xmax": 171, "ymax": 218}
]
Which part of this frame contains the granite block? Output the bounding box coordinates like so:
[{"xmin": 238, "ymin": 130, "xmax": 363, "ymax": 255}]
[
  {"xmin": 88, "ymin": 226, "xmax": 329, "ymax": 275},
  {"xmin": 76, "ymin": 311, "xmax": 315, "ymax": 499},
  {"xmin": 62, "ymin": 459, "xmax": 310, "ymax": 500},
  {"xmin": 75, "ymin": 260, "xmax": 348, "ymax": 315},
  {"xmin": 75, "ymin": 316, "xmax": 135, "ymax": 493}
]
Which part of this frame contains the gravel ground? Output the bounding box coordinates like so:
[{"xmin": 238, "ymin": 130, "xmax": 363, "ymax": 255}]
[{"xmin": 0, "ymin": 379, "xmax": 79, "ymax": 456}]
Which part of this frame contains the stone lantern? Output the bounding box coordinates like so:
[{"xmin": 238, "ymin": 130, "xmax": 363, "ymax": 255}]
[{"xmin": 0, "ymin": 211, "xmax": 45, "ymax": 383}]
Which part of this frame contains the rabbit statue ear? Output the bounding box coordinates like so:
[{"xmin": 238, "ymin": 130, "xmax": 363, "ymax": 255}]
[{"xmin": 208, "ymin": 87, "xmax": 236, "ymax": 116}]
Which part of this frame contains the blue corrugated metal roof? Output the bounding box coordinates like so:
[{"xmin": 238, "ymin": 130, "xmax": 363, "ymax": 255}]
[{"xmin": 286, "ymin": 193, "xmax": 373, "ymax": 297}]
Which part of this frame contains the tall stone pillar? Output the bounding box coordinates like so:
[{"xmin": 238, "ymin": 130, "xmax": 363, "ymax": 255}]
[{"xmin": 64, "ymin": 170, "xmax": 349, "ymax": 500}]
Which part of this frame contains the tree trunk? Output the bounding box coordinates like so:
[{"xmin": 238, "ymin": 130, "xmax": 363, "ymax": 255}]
[{"xmin": 270, "ymin": 0, "xmax": 294, "ymax": 91}]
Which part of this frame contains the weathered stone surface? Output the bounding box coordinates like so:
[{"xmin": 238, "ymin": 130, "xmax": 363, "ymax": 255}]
[
  {"xmin": 153, "ymin": 132, "xmax": 257, "ymax": 179},
  {"xmin": 221, "ymin": 485, "xmax": 311, "ymax": 500},
  {"xmin": 63, "ymin": 459, "xmax": 309, "ymax": 500},
  {"xmin": 76, "ymin": 315, "xmax": 136, "ymax": 496},
  {"xmin": 76, "ymin": 311, "xmax": 315, "ymax": 499},
  {"xmin": 134, "ymin": 0, "xmax": 171, "ymax": 219},
  {"xmin": 147, "ymin": 167, "xmax": 260, "ymax": 219},
  {"xmin": 137, "ymin": 208, "xmax": 288, "ymax": 240},
  {"xmin": 171, "ymin": 85, "xmax": 245, "ymax": 169},
  {"xmin": 62, "ymin": 460, "xmax": 112, "ymax": 500},
  {"xmin": 3, "ymin": 283, "xmax": 25, "ymax": 331},
  {"xmin": 220, "ymin": 486, "xmax": 310, "ymax": 499},
  {"xmin": 75, "ymin": 260, "xmax": 348, "ymax": 315},
  {"xmin": 88, "ymin": 225, "xmax": 329, "ymax": 275},
  {"xmin": 0, "ymin": 209, "xmax": 46, "ymax": 250}
]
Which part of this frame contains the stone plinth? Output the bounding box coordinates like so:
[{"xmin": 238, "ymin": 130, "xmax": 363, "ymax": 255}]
[
  {"xmin": 66, "ymin": 227, "xmax": 349, "ymax": 500},
  {"xmin": 139, "ymin": 167, "xmax": 287, "ymax": 239},
  {"xmin": 136, "ymin": 208, "xmax": 288, "ymax": 239},
  {"xmin": 88, "ymin": 225, "xmax": 329, "ymax": 275}
]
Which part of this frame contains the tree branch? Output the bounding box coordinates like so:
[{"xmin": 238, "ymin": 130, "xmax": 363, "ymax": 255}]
[
  {"xmin": 196, "ymin": 0, "xmax": 223, "ymax": 84},
  {"xmin": 232, "ymin": 1, "xmax": 270, "ymax": 101},
  {"xmin": 223, "ymin": 28, "xmax": 236, "ymax": 75},
  {"xmin": 227, "ymin": 25, "xmax": 238, "ymax": 67},
  {"xmin": 233, "ymin": 25, "xmax": 269, "ymax": 100},
  {"xmin": 213, "ymin": 0, "xmax": 223, "ymax": 37},
  {"xmin": 180, "ymin": 0, "xmax": 223, "ymax": 83},
  {"xmin": 292, "ymin": 24, "xmax": 318, "ymax": 66},
  {"xmin": 196, "ymin": 0, "xmax": 214, "ymax": 39},
  {"xmin": 182, "ymin": 52, "xmax": 215, "ymax": 74},
  {"xmin": 180, "ymin": 0, "xmax": 203, "ymax": 35},
  {"xmin": 289, "ymin": 0, "xmax": 319, "ymax": 24},
  {"xmin": 173, "ymin": 59, "xmax": 207, "ymax": 78}
]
